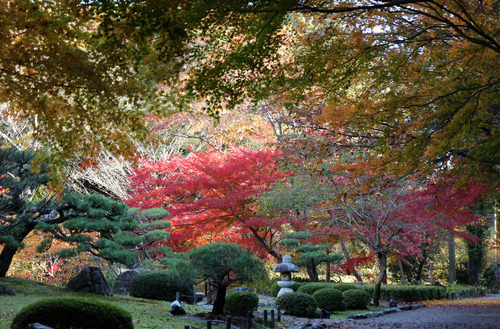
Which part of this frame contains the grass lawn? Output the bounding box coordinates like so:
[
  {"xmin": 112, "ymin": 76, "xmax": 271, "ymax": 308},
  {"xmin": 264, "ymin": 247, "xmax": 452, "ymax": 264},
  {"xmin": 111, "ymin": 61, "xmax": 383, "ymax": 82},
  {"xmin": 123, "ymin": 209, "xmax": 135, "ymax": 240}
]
[
  {"xmin": 0, "ymin": 277, "xmax": 208, "ymax": 329},
  {"xmin": 1, "ymin": 277, "xmax": 387, "ymax": 328}
]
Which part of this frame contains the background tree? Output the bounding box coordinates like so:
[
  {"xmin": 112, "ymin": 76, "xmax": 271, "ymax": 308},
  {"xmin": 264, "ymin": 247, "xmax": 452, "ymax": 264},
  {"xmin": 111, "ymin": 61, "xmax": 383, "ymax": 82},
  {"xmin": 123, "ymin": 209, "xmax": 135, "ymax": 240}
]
[
  {"xmin": 466, "ymin": 224, "xmax": 490, "ymax": 285},
  {"xmin": 258, "ymin": 166, "xmax": 488, "ymax": 304},
  {"xmin": 188, "ymin": 242, "xmax": 267, "ymax": 314}
]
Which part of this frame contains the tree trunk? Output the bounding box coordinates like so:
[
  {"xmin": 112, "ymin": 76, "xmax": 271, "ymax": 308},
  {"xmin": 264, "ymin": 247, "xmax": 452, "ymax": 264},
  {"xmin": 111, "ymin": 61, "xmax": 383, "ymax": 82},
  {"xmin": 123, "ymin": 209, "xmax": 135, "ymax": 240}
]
[
  {"xmin": 0, "ymin": 244, "xmax": 20, "ymax": 277},
  {"xmin": 307, "ymin": 261, "xmax": 318, "ymax": 282},
  {"xmin": 0, "ymin": 222, "xmax": 34, "ymax": 277},
  {"xmin": 448, "ymin": 233, "xmax": 456, "ymax": 284},
  {"xmin": 415, "ymin": 247, "xmax": 428, "ymax": 283},
  {"xmin": 398, "ymin": 259, "xmax": 407, "ymax": 285},
  {"xmin": 248, "ymin": 227, "xmax": 282, "ymax": 262},
  {"xmin": 373, "ymin": 251, "xmax": 387, "ymax": 306},
  {"xmin": 212, "ymin": 285, "xmax": 227, "ymax": 314},
  {"xmin": 339, "ymin": 237, "xmax": 363, "ymax": 282}
]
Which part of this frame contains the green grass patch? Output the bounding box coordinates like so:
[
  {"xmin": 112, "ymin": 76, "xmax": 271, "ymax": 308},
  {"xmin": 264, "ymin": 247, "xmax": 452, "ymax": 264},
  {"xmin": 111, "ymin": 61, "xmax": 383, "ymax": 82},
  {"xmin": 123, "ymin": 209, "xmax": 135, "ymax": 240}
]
[{"xmin": 0, "ymin": 277, "xmax": 207, "ymax": 329}]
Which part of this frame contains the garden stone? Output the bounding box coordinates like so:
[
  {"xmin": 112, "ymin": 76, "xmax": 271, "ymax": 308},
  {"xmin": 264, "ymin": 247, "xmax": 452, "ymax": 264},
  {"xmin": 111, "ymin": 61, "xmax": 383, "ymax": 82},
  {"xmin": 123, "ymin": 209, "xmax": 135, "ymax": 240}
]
[
  {"xmin": 383, "ymin": 307, "xmax": 401, "ymax": 314},
  {"xmin": 27, "ymin": 323, "xmax": 55, "ymax": 329},
  {"xmin": 0, "ymin": 283, "xmax": 15, "ymax": 295},
  {"xmin": 66, "ymin": 266, "xmax": 112, "ymax": 296},
  {"xmin": 294, "ymin": 323, "xmax": 327, "ymax": 329},
  {"xmin": 195, "ymin": 292, "xmax": 205, "ymax": 302},
  {"xmin": 112, "ymin": 268, "xmax": 146, "ymax": 295}
]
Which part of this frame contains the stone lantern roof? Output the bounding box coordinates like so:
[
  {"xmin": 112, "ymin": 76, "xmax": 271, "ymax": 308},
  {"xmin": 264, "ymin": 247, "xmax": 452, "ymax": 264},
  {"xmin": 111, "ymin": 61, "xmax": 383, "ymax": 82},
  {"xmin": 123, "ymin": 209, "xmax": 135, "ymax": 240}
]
[{"xmin": 272, "ymin": 255, "xmax": 299, "ymax": 273}]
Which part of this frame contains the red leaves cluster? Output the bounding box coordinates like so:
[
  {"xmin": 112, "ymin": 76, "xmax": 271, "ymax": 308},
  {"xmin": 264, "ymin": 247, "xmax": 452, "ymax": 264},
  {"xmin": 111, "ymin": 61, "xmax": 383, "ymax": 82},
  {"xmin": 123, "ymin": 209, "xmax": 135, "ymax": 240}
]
[{"xmin": 126, "ymin": 147, "xmax": 291, "ymax": 254}]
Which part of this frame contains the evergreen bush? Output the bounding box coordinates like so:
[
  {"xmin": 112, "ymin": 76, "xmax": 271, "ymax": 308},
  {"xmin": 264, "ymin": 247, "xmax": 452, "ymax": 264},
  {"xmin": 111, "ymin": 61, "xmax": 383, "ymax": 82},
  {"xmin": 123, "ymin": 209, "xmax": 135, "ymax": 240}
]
[
  {"xmin": 131, "ymin": 270, "xmax": 193, "ymax": 301},
  {"xmin": 276, "ymin": 292, "xmax": 318, "ymax": 318},
  {"xmin": 312, "ymin": 288, "xmax": 345, "ymax": 312},
  {"xmin": 224, "ymin": 291, "xmax": 259, "ymax": 316},
  {"xmin": 379, "ymin": 285, "xmax": 446, "ymax": 302},
  {"xmin": 296, "ymin": 282, "xmax": 332, "ymax": 295},
  {"xmin": 10, "ymin": 297, "xmax": 133, "ymax": 329},
  {"xmin": 330, "ymin": 283, "xmax": 360, "ymax": 292},
  {"xmin": 342, "ymin": 289, "xmax": 370, "ymax": 309}
]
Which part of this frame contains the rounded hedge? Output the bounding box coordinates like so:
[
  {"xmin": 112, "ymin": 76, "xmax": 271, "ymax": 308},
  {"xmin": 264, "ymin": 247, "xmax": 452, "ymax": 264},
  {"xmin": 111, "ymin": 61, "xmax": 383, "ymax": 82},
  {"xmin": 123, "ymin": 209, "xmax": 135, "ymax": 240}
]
[
  {"xmin": 275, "ymin": 292, "xmax": 318, "ymax": 318},
  {"xmin": 224, "ymin": 291, "xmax": 259, "ymax": 316},
  {"xmin": 10, "ymin": 297, "xmax": 133, "ymax": 329},
  {"xmin": 131, "ymin": 270, "xmax": 193, "ymax": 301},
  {"xmin": 342, "ymin": 289, "xmax": 370, "ymax": 310},
  {"xmin": 312, "ymin": 288, "xmax": 344, "ymax": 312},
  {"xmin": 296, "ymin": 282, "xmax": 332, "ymax": 295}
]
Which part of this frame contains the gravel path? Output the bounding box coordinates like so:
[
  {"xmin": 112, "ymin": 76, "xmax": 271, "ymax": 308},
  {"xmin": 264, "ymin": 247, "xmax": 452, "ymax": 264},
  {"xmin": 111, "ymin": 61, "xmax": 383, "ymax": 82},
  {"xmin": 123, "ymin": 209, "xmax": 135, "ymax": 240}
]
[{"xmin": 280, "ymin": 294, "xmax": 500, "ymax": 329}]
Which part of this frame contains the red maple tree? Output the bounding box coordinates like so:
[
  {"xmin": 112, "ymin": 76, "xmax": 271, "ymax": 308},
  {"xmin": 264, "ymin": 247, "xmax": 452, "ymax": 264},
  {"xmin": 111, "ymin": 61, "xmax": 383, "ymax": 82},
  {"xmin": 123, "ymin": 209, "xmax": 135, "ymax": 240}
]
[{"xmin": 127, "ymin": 147, "xmax": 300, "ymax": 260}]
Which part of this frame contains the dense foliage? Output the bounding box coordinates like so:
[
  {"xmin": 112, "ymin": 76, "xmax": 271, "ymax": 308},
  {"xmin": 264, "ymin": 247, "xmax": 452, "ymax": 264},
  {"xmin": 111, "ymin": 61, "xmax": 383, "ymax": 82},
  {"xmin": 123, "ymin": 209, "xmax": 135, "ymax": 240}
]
[
  {"xmin": 224, "ymin": 291, "xmax": 259, "ymax": 316},
  {"xmin": 10, "ymin": 297, "xmax": 133, "ymax": 329},
  {"xmin": 312, "ymin": 288, "xmax": 345, "ymax": 312},
  {"xmin": 342, "ymin": 289, "xmax": 370, "ymax": 310},
  {"xmin": 130, "ymin": 270, "xmax": 194, "ymax": 302},
  {"xmin": 275, "ymin": 292, "xmax": 318, "ymax": 318}
]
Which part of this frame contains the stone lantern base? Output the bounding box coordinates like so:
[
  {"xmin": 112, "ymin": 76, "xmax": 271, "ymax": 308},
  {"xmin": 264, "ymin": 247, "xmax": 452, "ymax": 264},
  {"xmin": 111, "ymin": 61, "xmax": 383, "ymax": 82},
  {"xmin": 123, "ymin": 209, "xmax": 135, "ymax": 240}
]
[{"xmin": 277, "ymin": 280, "xmax": 295, "ymax": 297}]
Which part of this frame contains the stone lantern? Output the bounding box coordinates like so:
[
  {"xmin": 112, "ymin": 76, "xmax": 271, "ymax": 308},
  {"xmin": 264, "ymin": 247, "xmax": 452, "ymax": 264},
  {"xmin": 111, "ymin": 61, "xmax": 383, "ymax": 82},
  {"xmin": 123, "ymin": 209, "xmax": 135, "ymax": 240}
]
[{"xmin": 272, "ymin": 255, "xmax": 300, "ymax": 297}]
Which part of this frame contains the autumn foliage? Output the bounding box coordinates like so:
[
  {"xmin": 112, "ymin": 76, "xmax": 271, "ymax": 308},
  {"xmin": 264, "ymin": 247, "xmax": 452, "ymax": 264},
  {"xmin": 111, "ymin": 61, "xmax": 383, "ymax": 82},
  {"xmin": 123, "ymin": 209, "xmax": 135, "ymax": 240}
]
[{"xmin": 127, "ymin": 147, "xmax": 298, "ymax": 259}]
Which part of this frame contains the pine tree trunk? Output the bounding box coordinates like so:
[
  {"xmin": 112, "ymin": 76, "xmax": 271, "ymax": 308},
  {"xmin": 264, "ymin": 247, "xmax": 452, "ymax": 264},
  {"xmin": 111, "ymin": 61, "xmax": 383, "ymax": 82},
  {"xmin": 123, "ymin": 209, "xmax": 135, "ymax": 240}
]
[
  {"xmin": 212, "ymin": 286, "xmax": 227, "ymax": 314},
  {"xmin": 307, "ymin": 261, "xmax": 318, "ymax": 282},
  {"xmin": 0, "ymin": 244, "xmax": 19, "ymax": 277},
  {"xmin": 0, "ymin": 223, "xmax": 34, "ymax": 277}
]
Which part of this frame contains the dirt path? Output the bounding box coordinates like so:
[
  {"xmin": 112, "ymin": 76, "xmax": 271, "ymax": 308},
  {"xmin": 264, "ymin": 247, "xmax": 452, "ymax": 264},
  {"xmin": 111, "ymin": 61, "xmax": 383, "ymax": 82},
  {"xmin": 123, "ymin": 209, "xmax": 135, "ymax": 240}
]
[{"xmin": 280, "ymin": 294, "xmax": 500, "ymax": 329}]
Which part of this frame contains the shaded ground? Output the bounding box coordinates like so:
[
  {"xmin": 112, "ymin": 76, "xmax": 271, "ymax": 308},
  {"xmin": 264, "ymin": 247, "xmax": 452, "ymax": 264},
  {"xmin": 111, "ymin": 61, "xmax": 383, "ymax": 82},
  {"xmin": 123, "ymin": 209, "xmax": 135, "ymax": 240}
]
[{"xmin": 280, "ymin": 294, "xmax": 500, "ymax": 329}]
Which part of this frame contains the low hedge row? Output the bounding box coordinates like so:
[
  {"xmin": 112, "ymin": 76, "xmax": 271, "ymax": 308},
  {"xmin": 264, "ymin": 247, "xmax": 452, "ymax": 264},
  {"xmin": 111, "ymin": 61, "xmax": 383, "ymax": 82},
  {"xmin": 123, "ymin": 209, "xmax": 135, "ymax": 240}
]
[{"xmin": 298, "ymin": 283, "xmax": 446, "ymax": 303}]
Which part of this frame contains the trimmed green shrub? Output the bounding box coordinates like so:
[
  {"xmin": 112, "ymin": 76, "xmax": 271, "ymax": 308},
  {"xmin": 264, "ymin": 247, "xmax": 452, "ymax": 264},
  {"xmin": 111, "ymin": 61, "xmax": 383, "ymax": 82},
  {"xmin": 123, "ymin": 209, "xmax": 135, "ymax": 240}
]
[
  {"xmin": 343, "ymin": 289, "xmax": 370, "ymax": 310},
  {"xmin": 341, "ymin": 285, "xmax": 446, "ymax": 303},
  {"xmin": 378, "ymin": 285, "xmax": 446, "ymax": 303},
  {"xmin": 312, "ymin": 288, "xmax": 344, "ymax": 312},
  {"xmin": 224, "ymin": 291, "xmax": 259, "ymax": 316},
  {"xmin": 276, "ymin": 292, "xmax": 318, "ymax": 318},
  {"xmin": 131, "ymin": 270, "xmax": 193, "ymax": 301},
  {"xmin": 331, "ymin": 283, "xmax": 367, "ymax": 292},
  {"xmin": 11, "ymin": 297, "xmax": 133, "ymax": 329},
  {"xmin": 296, "ymin": 282, "xmax": 332, "ymax": 295}
]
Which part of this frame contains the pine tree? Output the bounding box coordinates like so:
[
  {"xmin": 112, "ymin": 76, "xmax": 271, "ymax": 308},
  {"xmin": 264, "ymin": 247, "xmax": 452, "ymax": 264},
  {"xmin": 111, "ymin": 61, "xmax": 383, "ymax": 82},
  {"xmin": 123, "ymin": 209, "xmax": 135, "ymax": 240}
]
[{"xmin": 0, "ymin": 147, "xmax": 170, "ymax": 277}]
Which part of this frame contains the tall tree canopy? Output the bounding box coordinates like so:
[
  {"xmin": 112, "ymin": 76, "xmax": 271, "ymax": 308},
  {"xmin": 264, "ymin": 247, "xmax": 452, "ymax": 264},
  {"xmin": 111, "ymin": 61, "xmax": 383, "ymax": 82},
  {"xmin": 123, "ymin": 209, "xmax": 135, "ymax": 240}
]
[
  {"xmin": 143, "ymin": 0, "xmax": 498, "ymax": 180},
  {"xmin": 2, "ymin": 0, "xmax": 497, "ymax": 181},
  {"xmin": 1, "ymin": 0, "xmax": 163, "ymax": 165}
]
